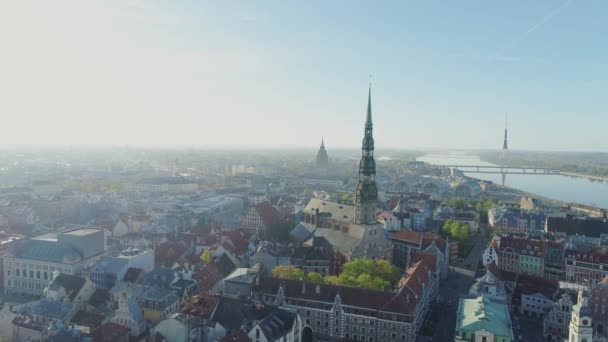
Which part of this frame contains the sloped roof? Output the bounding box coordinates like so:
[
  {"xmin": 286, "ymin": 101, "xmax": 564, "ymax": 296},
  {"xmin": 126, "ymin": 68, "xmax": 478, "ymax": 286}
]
[
  {"xmin": 48, "ymin": 274, "xmax": 86, "ymax": 301},
  {"xmin": 254, "ymin": 277, "xmax": 415, "ymax": 317},
  {"xmin": 193, "ymin": 260, "xmax": 225, "ymax": 292},
  {"xmin": 308, "ymin": 227, "xmax": 360, "ymax": 254},
  {"xmin": 303, "ymin": 198, "xmax": 355, "ymax": 224},
  {"xmin": 547, "ymin": 216, "xmax": 608, "ymax": 237},
  {"xmin": 123, "ymin": 267, "xmax": 144, "ymax": 283},
  {"xmin": 88, "ymin": 288, "xmax": 111, "ymax": 309},
  {"xmin": 456, "ymin": 296, "xmax": 513, "ymax": 339},
  {"xmin": 210, "ymin": 297, "xmax": 275, "ymax": 332},
  {"xmin": 400, "ymin": 253, "xmax": 436, "ymax": 298},
  {"xmin": 390, "ymin": 230, "xmax": 422, "ymax": 245},
  {"xmin": 180, "ymin": 292, "xmax": 220, "ymax": 319},
  {"xmin": 28, "ymin": 299, "xmax": 73, "ymax": 321},
  {"xmin": 17, "ymin": 239, "xmax": 83, "ymax": 264},
  {"xmin": 256, "ymin": 202, "xmax": 284, "ymax": 226},
  {"xmin": 143, "ymin": 267, "xmax": 176, "ymax": 288},
  {"xmin": 257, "ymin": 308, "xmax": 297, "ymax": 341}
]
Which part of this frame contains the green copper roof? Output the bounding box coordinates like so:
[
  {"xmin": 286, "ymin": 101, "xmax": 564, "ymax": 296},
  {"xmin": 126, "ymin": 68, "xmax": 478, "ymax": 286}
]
[
  {"xmin": 456, "ymin": 296, "xmax": 513, "ymax": 339},
  {"xmin": 366, "ymin": 84, "xmax": 373, "ymax": 128}
]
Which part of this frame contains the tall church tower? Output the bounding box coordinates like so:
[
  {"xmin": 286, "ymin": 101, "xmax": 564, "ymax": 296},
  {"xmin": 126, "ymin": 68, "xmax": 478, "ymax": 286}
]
[
  {"xmin": 355, "ymin": 84, "xmax": 378, "ymax": 225},
  {"xmin": 569, "ymin": 289, "xmax": 594, "ymax": 342},
  {"xmin": 315, "ymin": 137, "xmax": 329, "ymax": 168}
]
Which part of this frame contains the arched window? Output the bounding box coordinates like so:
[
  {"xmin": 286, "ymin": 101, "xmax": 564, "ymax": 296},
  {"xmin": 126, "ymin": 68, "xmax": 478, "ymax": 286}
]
[
  {"xmin": 16, "ymin": 269, "xmax": 20, "ymax": 277},
  {"xmin": 29, "ymin": 270, "xmax": 33, "ymax": 278},
  {"xmin": 44, "ymin": 272, "xmax": 48, "ymax": 280},
  {"xmin": 37, "ymin": 271, "xmax": 40, "ymax": 279}
]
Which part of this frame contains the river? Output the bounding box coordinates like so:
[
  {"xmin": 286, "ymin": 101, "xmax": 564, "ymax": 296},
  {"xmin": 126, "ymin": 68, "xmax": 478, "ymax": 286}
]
[{"xmin": 417, "ymin": 154, "xmax": 608, "ymax": 208}]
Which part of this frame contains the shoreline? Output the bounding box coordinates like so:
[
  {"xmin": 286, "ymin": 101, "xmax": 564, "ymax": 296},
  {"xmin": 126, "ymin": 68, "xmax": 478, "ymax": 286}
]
[{"xmin": 559, "ymin": 171, "xmax": 608, "ymax": 183}]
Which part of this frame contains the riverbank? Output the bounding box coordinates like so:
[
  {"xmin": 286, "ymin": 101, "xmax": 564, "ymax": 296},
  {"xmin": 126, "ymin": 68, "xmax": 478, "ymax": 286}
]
[{"xmin": 560, "ymin": 171, "xmax": 608, "ymax": 183}]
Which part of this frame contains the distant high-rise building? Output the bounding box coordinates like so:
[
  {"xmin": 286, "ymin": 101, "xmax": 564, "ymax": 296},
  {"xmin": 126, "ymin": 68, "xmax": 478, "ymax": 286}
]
[
  {"xmin": 315, "ymin": 138, "xmax": 329, "ymax": 168},
  {"xmin": 355, "ymin": 84, "xmax": 378, "ymax": 225}
]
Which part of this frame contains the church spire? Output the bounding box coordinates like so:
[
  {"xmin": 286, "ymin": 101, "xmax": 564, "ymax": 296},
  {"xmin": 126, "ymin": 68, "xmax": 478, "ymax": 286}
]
[
  {"xmin": 355, "ymin": 83, "xmax": 378, "ymax": 225},
  {"xmin": 366, "ymin": 83, "xmax": 373, "ymax": 129},
  {"xmin": 321, "ymin": 137, "xmax": 325, "ymax": 149}
]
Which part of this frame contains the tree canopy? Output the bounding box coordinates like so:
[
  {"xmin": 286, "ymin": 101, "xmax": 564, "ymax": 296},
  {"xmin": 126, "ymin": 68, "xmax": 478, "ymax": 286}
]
[
  {"xmin": 442, "ymin": 219, "xmax": 470, "ymax": 242},
  {"xmin": 272, "ymin": 265, "xmax": 305, "ymax": 281},
  {"xmin": 200, "ymin": 249, "xmax": 211, "ymax": 263},
  {"xmin": 271, "ymin": 258, "xmax": 401, "ymax": 292}
]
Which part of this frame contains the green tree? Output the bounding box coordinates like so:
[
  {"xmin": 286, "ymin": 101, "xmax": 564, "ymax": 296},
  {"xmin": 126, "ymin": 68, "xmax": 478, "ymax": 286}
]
[
  {"xmin": 306, "ymin": 272, "xmax": 326, "ymax": 284},
  {"xmin": 447, "ymin": 198, "xmax": 468, "ymax": 209},
  {"xmin": 442, "ymin": 219, "xmax": 470, "ymax": 242},
  {"xmin": 200, "ymin": 249, "xmax": 211, "ymax": 263},
  {"xmin": 272, "ymin": 265, "xmax": 305, "ymax": 281},
  {"xmin": 272, "ymin": 258, "xmax": 400, "ymax": 292}
]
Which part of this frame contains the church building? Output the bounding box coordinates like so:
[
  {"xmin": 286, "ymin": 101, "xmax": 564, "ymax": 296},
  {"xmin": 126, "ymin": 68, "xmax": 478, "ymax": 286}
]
[
  {"xmin": 292, "ymin": 85, "xmax": 391, "ymax": 263},
  {"xmin": 315, "ymin": 138, "xmax": 329, "ymax": 168}
]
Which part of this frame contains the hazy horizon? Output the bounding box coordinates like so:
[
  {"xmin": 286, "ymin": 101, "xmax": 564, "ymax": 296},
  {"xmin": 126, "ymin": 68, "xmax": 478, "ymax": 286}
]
[{"xmin": 1, "ymin": 1, "xmax": 607, "ymax": 151}]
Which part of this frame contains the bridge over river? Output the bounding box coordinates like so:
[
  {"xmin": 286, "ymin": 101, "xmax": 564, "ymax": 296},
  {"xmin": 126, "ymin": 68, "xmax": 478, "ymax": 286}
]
[{"xmin": 435, "ymin": 164, "xmax": 560, "ymax": 175}]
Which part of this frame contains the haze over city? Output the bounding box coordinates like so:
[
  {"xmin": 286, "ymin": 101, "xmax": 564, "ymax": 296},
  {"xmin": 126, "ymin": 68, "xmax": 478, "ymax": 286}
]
[{"xmin": 1, "ymin": 0, "xmax": 607, "ymax": 150}]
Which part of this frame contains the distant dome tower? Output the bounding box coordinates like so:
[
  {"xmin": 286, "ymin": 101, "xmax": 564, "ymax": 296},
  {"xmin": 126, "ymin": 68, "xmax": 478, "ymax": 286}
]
[{"xmin": 315, "ymin": 138, "xmax": 329, "ymax": 168}]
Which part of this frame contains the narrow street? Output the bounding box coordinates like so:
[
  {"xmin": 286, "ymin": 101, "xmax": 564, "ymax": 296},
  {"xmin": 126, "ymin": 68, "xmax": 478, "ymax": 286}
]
[{"xmin": 426, "ymin": 224, "xmax": 490, "ymax": 341}]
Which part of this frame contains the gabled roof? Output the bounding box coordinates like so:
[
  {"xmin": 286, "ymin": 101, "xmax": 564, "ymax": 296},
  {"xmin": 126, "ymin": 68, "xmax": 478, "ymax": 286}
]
[
  {"xmin": 257, "ymin": 308, "xmax": 297, "ymax": 341},
  {"xmin": 514, "ymin": 274, "xmax": 559, "ymax": 301},
  {"xmin": 181, "ymin": 292, "xmax": 220, "ymax": 320},
  {"xmin": 28, "ymin": 299, "xmax": 73, "ymax": 321},
  {"xmin": 193, "ymin": 260, "xmax": 225, "ymax": 292},
  {"xmin": 487, "ymin": 261, "xmax": 517, "ymax": 283},
  {"xmin": 211, "ymin": 297, "xmax": 275, "ymax": 332},
  {"xmin": 123, "ymin": 267, "xmax": 144, "ymax": 283},
  {"xmin": 456, "ymin": 296, "xmax": 513, "ymax": 339},
  {"xmin": 88, "ymin": 288, "xmax": 111, "ymax": 308},
  {"xmin": 253, "ymin": 276, "xmax": 416, "ymax": 317},
  {"xmin": 303, "ymin": 198, "xmax": 355, "ymax": 224},
  {"xmin": 48, "ymin": 274, "xmax": 86, "ymax": 302},
  {"xmin": 256, "ymin": 202, "xmax": 285, "ymax": 227},
  {"xmin": 390, "ymin": 230, "xmax": 422, "ymax": 245},
  {"xmin": 399, "ymin": 253, "xmax": 436, "ymax": 298},
  {"xmin": 143, "ymin": 267, "xmax": 176, "ymax": 288}
]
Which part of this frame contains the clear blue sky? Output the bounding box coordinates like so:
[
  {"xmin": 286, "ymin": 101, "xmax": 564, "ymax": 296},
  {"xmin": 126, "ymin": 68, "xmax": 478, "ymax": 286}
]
[{"xmin": 1, "ymin": 1, "xmax": 606, "ymax": 151}]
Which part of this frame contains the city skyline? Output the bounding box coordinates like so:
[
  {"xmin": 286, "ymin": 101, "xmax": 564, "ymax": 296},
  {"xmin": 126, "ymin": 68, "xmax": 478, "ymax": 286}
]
[{"xmin": 1, "ymin": 1, "xmax": 607, "ymax": 151}]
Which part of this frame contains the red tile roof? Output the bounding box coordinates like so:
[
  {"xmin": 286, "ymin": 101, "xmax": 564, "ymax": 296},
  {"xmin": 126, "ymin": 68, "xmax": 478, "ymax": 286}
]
[
  {"xmin": 255, "ymin": 201, "xmax": 284, "ymax": 227},
  {"xmin": 155, "ymin": 241, "xmax": 187, "ymax": 267},
  {"xmin": 390, "ymin": 230, "xmax": 422, "ymax": 245},
  {"xmin": 192, "ymin": 260, "xmax": 224, "ymax": 292},
  {"xmin": 180, "ymin": 292, "xmax": 220, "ymax": 319},
  {"xmin": 399, "ymin": 252, "xmax": 436, "ymax": 297},
  {"xmin": 377, "ymin": 211, "xmax": 393, "ymax": 220},
  {"xmin": 497, "ymin": 235, "xmax": 545, "ymax": 255},
  {"xmin": 564, "ymin": 247, "xmax": 608, "ymax": 264},
  {"xmin": 422, "ymin": 233, "xmax": 447, "ymax": 251}
]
